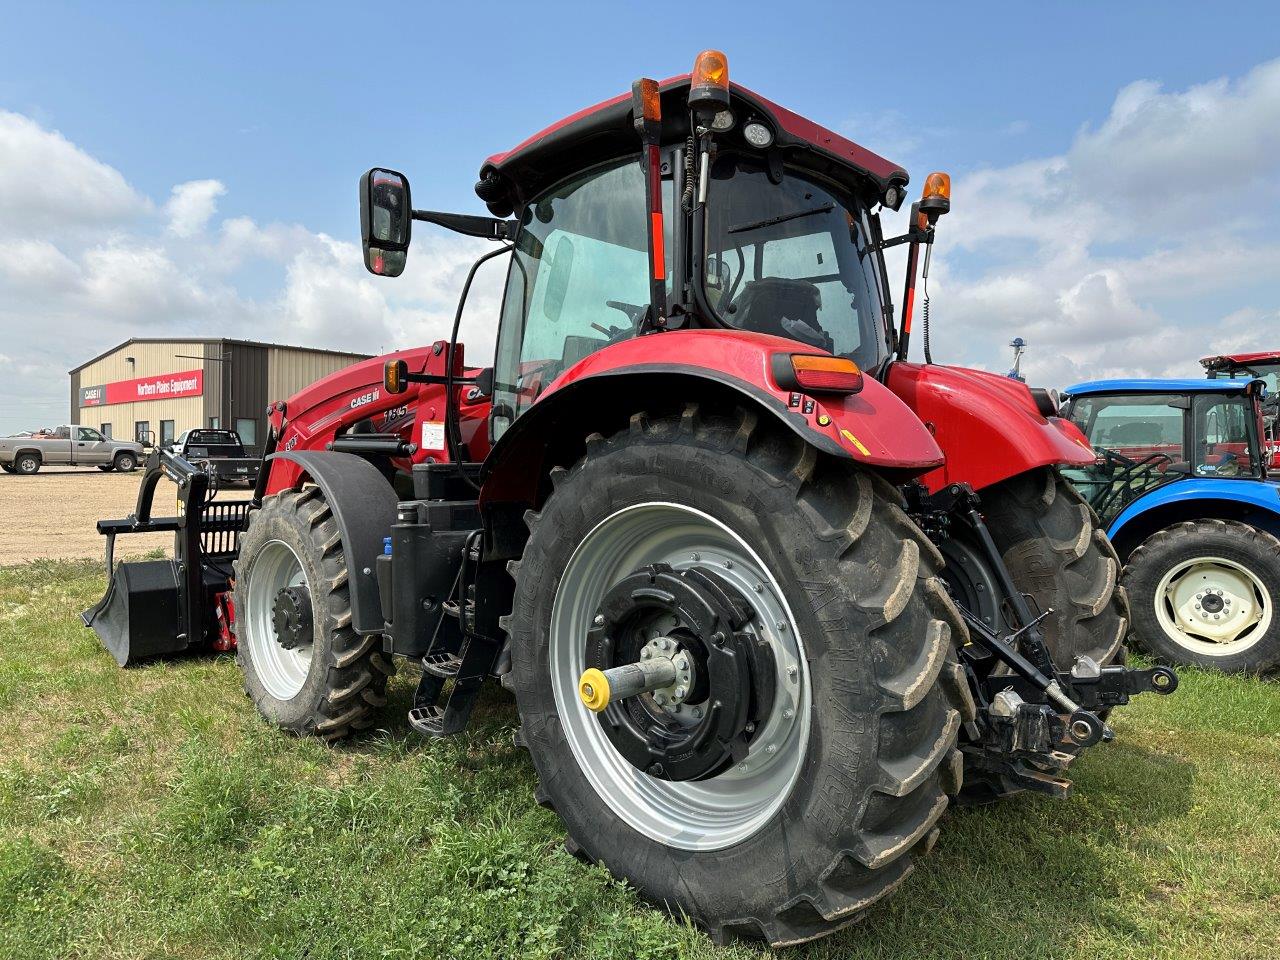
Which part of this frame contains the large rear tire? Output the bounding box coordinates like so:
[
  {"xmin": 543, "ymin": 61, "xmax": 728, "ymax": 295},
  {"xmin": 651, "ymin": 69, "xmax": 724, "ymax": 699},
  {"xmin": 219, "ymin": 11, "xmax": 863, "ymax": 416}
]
[
  {"xmin": 980, "ymin": 468, "xmax": 1129, "ymax": 669},
  {"xmin": 234, "ymin": 487, "xmax": 393, "ymax": 740},
  {"xmin": 14, "ymin": 453, "xmax": 40, "ymax": 475},
  {"xmin": 1124, "ymin": 519, "xmax": 1280, "ymax": 673},
  {"xmin": 506, "ymin": 405, "xmax": 974, "ymax": 947}
]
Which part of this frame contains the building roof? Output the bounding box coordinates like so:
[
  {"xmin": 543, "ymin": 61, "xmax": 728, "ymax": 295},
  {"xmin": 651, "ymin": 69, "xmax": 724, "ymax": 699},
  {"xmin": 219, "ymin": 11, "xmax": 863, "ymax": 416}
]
[
  {"xmin": 69, "ymin": 337, "xmax": 371, "ymax": 375},
  {"xmin": 1065, "ymin": 378, "xmax": 1255, "ymax": 396}
]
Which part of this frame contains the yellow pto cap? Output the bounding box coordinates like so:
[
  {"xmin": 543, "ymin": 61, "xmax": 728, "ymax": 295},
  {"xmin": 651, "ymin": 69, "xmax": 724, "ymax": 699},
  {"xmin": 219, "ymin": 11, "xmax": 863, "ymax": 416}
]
[{"xmin": 578, "ymin": 668, "xmax": 611, "ymax": 712}]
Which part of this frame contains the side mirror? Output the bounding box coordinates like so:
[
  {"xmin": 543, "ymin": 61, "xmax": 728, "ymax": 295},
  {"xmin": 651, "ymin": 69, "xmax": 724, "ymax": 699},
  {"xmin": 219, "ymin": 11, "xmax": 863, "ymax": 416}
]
[{"xmin": 360, "ymin": 168, "xmax": 412, "ymax": 277}]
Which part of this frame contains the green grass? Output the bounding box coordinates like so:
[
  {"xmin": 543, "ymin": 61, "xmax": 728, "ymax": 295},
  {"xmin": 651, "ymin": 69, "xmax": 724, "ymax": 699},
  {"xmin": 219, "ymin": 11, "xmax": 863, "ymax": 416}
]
[{"xmin": 1, "ymin": 559, "xmax": 1278, "ymax": 960}]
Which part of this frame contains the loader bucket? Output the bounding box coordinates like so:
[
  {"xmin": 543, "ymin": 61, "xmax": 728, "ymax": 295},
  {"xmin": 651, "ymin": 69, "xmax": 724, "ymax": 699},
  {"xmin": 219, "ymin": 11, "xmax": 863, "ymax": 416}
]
[
  {"xmin": 83, "ymin": 560, "xmax": 186, "ymax": 667},
  {"xmin": 83, "ymin": 446, "xmax": 253, "ymax": 667}
]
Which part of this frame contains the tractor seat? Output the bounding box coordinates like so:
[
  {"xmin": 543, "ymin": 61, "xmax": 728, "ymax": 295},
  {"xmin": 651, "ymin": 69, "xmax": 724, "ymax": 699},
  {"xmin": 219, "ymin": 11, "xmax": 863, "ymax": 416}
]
[{"xmin": 729, "ymin": 277, "xmax": 831, "ymax": 351}]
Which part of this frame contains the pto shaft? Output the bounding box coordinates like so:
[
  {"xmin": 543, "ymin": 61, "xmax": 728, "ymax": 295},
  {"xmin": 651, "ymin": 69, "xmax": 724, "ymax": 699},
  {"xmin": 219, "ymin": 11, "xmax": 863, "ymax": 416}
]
[{"xmin": 579, "ymin": 657, "xmax": 678, "ymax": 713}]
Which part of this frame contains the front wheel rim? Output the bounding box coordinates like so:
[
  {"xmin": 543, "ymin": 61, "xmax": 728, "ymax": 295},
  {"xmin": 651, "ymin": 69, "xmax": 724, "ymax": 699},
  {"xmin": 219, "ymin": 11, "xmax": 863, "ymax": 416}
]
[
  {"xmin": 549, "ymin": 502, "xmax": 809, "ymax": 852},
  {"xmin": 244, "ymin": 539, "xmax": 314, "ymax": 699},
  {"xmin": 1154, "ymin": 555, "xmax": 1272, "ymax": 656}
]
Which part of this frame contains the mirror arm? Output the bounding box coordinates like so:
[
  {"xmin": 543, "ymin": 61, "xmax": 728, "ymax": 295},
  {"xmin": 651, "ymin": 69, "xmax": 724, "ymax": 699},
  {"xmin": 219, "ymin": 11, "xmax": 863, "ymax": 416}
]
[{"xmin": 411, "ymin": 209, "xmax": 518, "ymax": 241}]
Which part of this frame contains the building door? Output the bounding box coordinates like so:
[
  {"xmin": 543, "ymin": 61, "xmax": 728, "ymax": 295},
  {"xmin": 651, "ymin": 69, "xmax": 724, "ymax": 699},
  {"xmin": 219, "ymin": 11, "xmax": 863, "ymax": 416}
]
[
  {"xmin": 100, "ymin": 423, "xmax": 112, "ymax": 439},
  {"xmin": 135, "ymin": 421, "xmax": 152, "ymax": 446},
  {"xmin": 161, "ymin": 420, "xmax": 176, "ymax": 448}
]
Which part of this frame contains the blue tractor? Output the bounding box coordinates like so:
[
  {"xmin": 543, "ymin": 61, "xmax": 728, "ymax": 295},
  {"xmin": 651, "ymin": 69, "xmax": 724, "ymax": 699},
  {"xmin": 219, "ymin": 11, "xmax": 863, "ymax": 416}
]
[{"xmin": 1060, "ymin": 378, "xmax": 1280, "ymax": 673}]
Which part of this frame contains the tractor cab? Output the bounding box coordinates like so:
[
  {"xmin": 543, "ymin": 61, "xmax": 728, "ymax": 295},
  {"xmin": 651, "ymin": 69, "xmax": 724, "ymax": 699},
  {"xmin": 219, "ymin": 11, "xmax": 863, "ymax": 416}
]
[
  {"xmin": 1060, "ymin": 378, "xmax": 1270, "ymax": 524},
  {"xmin": 1203, "ymin": 351, "xmax": 1280, "ymax": 475},
  {"xmin": 361, "ymin": 55, "xmax": 926, "ymax": 446}
]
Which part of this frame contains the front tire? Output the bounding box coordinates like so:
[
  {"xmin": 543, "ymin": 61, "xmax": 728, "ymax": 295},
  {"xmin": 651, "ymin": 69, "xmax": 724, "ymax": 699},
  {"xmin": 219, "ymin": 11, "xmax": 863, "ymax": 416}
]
[
  {"xmin": 234, "ymin": 487, "xmax": 393, "ymax": 740},
  {"xmin": 1125, "ymin": 520, "xmax": 1280, "ymax": 673},
  {"xmin": 113, "ymin": 452, "xmax": 138, "ymax": 472},
  {"xmin": 507, "ymin": 406, "xmax": 974, "ymax": 947}
]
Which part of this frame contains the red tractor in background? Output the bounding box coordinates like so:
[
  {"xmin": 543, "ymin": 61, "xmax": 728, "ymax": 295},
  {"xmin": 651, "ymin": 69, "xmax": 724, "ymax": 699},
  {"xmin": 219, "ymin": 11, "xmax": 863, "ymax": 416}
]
[
  {"xmin": 1203, "ymin": 351, "xmax": 1280, "ymax": 475},
  {"xmin": 88, "ymin": 52, "xmax": 1174, "ymax": 947}
]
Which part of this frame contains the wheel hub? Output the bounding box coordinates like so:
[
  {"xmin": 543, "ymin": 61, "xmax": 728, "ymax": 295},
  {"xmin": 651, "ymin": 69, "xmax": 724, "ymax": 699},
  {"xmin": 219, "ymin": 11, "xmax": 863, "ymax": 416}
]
[
  {"xmin": 271, "ymin": 585, "xmax": 313, "ymax": 651},
  {"xmin": 583, "ymin": 563, "xmax": 775, "ymax": 782},
  {"xmin": 1158, "ymin": 556, "xmax": 1270, "ymax": 650}
]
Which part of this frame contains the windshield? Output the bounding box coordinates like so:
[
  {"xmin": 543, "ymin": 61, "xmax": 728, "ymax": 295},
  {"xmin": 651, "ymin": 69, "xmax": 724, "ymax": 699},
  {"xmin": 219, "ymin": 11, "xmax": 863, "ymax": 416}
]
[{"xmin": 703, "ymin": 157, "xmax": 887, "ymax": 371}]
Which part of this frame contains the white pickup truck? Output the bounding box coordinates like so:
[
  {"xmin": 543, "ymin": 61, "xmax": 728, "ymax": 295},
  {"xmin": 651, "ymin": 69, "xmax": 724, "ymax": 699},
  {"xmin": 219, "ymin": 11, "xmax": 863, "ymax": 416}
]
[{"xmin": 0, "ymin": 425, "xmax": 146, "ymax": 475}]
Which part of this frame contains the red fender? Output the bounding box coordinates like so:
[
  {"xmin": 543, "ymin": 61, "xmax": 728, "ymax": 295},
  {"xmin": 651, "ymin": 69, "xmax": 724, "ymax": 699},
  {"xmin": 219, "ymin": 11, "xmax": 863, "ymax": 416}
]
[
  {"xmin": 481, "ymin": 329, "xmax": 942, "ymax": 503},
  {"xmin": 886, "ymin": 362, "xmax": 1095, "ymax": 494}
]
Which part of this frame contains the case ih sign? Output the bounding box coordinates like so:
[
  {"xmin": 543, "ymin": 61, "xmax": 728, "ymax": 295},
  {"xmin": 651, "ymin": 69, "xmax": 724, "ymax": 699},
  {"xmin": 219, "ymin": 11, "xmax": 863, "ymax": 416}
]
[{"xmin": 80, "ymin": 369, "xmax": 203, "ymax": 407}]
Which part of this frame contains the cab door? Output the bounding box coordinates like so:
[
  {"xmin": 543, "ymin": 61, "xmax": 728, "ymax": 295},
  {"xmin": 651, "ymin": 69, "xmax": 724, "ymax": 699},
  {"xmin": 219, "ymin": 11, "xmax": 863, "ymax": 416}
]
[{"xmin": 74, "ymin": 426, "xmax": 110, "ymax": 464}]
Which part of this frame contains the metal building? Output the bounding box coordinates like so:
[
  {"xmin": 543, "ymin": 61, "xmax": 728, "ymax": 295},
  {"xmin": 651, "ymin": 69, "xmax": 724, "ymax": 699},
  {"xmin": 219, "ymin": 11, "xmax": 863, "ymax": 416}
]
[{"xmin": 69, "ymin": 338, "xmax": 370, "ymax": 451}]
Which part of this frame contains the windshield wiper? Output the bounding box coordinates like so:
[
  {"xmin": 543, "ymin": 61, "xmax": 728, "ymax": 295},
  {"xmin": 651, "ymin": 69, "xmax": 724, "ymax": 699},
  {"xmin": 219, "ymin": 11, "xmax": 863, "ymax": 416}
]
[{"xmin": 728, "ymin": 202, "xmax": 834, "ymax": 235}]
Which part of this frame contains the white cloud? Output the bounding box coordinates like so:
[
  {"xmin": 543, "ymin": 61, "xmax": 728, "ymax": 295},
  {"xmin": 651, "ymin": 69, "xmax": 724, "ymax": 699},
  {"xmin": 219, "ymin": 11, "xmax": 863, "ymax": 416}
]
[
  {"xmin": 165, "ymin": 179, "xmax": 226, "ymax": 237},
  {"xmin": 0, "ymin": 110, "xmax": 148, "ymax": 238},
  {"xmin": 0, "ymin": 111, "xmax": 499, "ymax": 435},
  {"xmin": 899, "ymin": 57, "xmax": 1280, "ymax": 390}
]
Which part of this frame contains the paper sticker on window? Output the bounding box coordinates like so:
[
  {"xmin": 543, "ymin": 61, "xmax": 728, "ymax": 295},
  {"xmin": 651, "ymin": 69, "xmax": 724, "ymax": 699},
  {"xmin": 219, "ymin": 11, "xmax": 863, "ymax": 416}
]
[{"xmin": 422, "ymin": 421, "xmax": 446, "ymax": 451}]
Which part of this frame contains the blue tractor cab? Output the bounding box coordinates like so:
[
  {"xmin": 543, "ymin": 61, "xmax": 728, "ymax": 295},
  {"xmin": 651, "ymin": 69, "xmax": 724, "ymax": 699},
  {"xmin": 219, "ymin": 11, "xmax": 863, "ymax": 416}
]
[{"xmin": 1060, "ymin": 378, "xmax": 1280, "ymax": 673}]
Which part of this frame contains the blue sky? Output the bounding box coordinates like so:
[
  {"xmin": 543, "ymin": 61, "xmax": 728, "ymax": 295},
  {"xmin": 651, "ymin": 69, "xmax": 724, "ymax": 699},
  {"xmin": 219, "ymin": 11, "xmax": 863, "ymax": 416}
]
[{"xmin": 2, "ymin": 1, "xmax": 1280, "ymax": 431}]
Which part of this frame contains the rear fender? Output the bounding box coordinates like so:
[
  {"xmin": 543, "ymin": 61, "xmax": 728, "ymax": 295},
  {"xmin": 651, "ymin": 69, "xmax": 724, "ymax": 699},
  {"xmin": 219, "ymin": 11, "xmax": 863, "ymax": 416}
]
[
  {"xmin": 886, "ymin": 362, "xmax": 1095, "ymax": 494},
  {"xmin": 1107, "ymin": 478, "xmax": 1280, "ymax": 559},
  {"xmin": 480, "ymin": 329, "xmax": 942, "ymax": 505},
  {"xmin": 267, "ymin": 450, "xmax": 398, "ymax": 634}
]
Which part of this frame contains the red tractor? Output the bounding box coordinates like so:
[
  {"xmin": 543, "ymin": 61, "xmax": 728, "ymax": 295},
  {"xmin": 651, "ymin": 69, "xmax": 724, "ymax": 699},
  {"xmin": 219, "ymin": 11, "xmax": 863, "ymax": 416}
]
[
  {"xmin": 1203, "ymin": 351, "xmax": 1280, "ymax": 475},
  {"xmin": 88, "ymin": 52, "xmax": 1174, "ymax": 946}
]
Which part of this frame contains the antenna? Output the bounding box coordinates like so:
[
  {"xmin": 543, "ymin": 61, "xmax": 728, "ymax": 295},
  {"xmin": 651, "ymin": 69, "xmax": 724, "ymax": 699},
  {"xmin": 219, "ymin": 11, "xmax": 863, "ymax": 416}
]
[{"xmin": 1008, "ymin": 337, "xmax": 1027, "ymax": 382}]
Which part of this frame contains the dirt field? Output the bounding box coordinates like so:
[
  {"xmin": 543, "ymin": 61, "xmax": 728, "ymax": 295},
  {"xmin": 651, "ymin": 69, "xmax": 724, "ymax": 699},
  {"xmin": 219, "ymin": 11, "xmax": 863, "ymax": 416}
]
[{"xmin": 0, "ymin": 466, "xmax": 175, "ymax": 564}]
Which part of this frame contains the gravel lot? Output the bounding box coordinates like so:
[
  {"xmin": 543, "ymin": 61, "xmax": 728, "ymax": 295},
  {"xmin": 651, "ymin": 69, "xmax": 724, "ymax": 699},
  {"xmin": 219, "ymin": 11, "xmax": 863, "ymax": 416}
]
[{"xmin": 0, "ymin": 466, "xmax": 176, "ymax": 564}]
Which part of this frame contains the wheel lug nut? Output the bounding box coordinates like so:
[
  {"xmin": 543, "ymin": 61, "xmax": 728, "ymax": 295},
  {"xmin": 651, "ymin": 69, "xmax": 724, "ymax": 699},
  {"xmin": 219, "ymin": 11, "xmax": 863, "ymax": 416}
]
[
  {"xmin": 787, "ymin": 665, "xmax": 798, "ymax": 681},
  {"xmin": 724, "ymin": 560, "xmax": 733, "ymax": 569},
  {"xmin": 766, "ymin": 744, "xmax": 777, "ymax": 754},
  {"xmin": 1196, "ymin": 593, "xmax": 1204, "ymax": 600},
  {"xmin": 593, "ymin": 614, "xmax": 605, "ymax": 627},
  {"xmin": 692, "ymin": 707, "xmax": 702, "ymax": 719},
  {"xmin": 783, "ymin": 709, "xmax": 794, "ymax": 720},
  {"xmin": 754, "ymin": 583, "xmax": 763, "ymax": 593}
]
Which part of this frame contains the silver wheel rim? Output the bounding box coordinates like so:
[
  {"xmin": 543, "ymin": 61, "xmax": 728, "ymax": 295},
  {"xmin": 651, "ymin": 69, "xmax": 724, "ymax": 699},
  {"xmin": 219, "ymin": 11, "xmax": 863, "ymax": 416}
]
[
  {"xmin": 244, "ymin": 539, "xmax": 314, "ymax": 700},
  {"xmin": 1154, "ymin": 555, "xmax": 1272, "ymax": 656},
  {"xmin": 550, "ymin": 502, "xmax": 809, "ymax": 851}
]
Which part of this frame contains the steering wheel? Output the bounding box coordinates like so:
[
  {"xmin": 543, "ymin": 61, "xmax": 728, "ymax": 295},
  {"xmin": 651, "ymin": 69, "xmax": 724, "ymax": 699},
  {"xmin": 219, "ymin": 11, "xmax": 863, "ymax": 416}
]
[
  {"xmin": 604, "ymin": 299, "xmax": 647, "ymax": 328},
  {"xmin": 1098, "ymin": 448, "xmax": 1173, "ymax": 473}
]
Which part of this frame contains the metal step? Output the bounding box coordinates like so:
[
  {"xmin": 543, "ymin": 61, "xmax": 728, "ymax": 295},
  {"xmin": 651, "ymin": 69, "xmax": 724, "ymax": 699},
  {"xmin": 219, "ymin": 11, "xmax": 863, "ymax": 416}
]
[
  {"xmin": 421, "ymin": 652, "xmax": 462, "ymax": 679},
  {"xmin": 408, "ymin": 705, "xmax": 448, "ymax": 737}
]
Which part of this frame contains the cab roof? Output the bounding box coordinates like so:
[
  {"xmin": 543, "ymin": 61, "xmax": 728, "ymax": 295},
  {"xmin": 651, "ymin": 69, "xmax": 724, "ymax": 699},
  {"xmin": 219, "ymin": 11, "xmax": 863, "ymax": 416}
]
[
  {"xmin": 477, "ymin": 75, "xmax": 908, "ymax": 211},
  {"xmin": 1065, "ymin": 378, "xmax": 1255, "ymax": 397}
]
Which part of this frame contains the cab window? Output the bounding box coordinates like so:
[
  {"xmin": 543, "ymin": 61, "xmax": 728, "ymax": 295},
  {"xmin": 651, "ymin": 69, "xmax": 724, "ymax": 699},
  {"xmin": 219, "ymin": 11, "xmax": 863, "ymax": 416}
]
[
  {"xmin": 493, "ymin": 157, "xmax": 665, "ymax": 436},
  {"xmin": 77, "ymin": 427, "xmax": 104, "ymax": 442},
  {"xmin": 1069, "ymin": 395, "xmax": 1185, "ymax": 458},
  {"xmin": 1193, "ymin": 395, "xmax": 1257, "ymax": 476}
]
